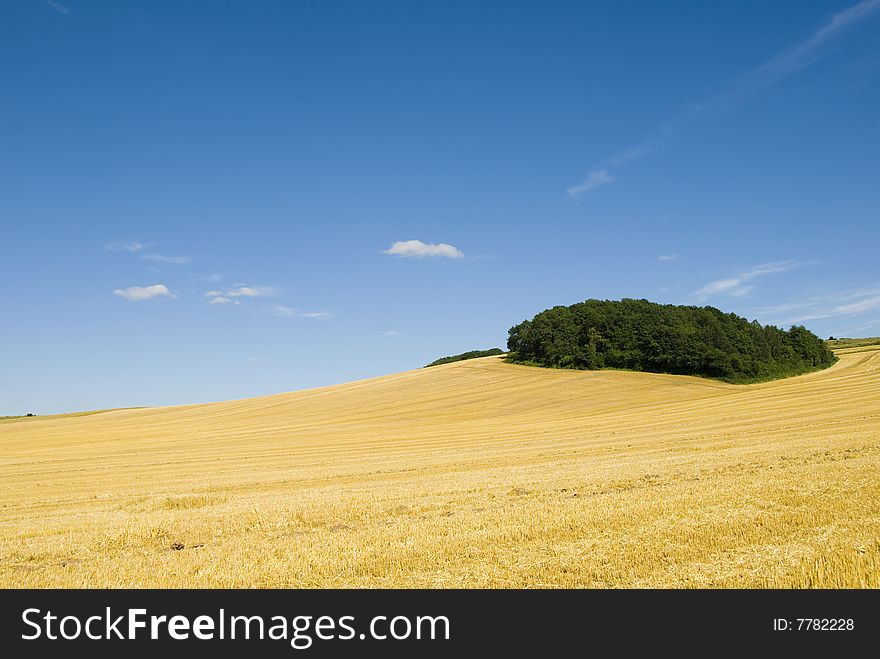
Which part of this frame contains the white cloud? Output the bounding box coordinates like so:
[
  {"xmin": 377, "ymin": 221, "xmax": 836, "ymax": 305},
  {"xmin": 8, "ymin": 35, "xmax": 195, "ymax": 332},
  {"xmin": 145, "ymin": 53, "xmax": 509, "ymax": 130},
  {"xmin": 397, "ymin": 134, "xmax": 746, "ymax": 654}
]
[
  {"xmin": 567, "ymin": 169, "xmax": 615, "ymax": 197},
  {"xmin": 383, "ymin": 240, "xmax": 464, "ymax": 259},
  {"xmin": 142, "ymin": 253, "xmax": 192, "ymax": 265},
  {"xmin": 106, "ymin": 241, "xmax": 145, "ymax": 252},
  {"xmin": 299, "ymin": 311, "xmax": 332, "ymax": 320},
  {"xmin": 694, "ymin": 261, "xmax": 802, "ymax": 301},
  {"xmin": 112, "ymin": 284, "xmax": 174, "ymax": 302},
  {"xmin": 657, "ymin": 254, "xmax": 679, "ymax": 262},
  {"xmin": 208, "ymin": 296, "xmax": 238, "ymax": 305}
]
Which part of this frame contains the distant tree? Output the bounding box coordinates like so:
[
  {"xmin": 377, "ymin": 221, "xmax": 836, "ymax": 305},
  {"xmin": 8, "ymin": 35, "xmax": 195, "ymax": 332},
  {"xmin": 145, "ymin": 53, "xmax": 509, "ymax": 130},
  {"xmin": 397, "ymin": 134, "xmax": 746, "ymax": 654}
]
[{"xmin": 425, "ymin": 348, "xmax": 504, "ymax": 367}]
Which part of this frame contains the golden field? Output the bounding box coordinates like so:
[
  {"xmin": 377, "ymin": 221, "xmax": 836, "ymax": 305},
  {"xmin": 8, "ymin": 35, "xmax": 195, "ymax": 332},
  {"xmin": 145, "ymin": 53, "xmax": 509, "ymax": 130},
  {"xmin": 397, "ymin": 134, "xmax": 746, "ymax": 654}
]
[{"xmin": 1, "ymin": 346, "xmax": 878, "ymax": 588}]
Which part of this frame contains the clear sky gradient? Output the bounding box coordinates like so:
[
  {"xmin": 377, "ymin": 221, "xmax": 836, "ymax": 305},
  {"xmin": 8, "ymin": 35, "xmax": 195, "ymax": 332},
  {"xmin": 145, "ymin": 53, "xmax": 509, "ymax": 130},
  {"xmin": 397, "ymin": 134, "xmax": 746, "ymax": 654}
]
[{"xmin": 2, "ymin": 0, "xmax": 879, "ymax": 414}]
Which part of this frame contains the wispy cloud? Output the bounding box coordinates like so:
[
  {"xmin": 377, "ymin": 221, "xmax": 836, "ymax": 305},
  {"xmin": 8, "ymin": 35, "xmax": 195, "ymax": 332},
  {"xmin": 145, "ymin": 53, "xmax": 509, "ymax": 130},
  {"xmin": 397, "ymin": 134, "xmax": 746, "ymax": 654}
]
[
  {"xmin": 754, "ymin": 287, "xmax": 880, "ymax": 325},
  {"xmin": 226, "ymin": 285, "xmax": 276, "ymax": 298},
  {"xmin": 835, "ymin": 294, "xmax": 880, "ymax": 314},
  {"xmin": 657, "ymin": 254, "xmax": 679, "ymax": 262},
  {"xmin": 697, "ymin": 0, "xmax": 880, "ymax": 116},
  {"xmin": 106, "ymin": 241, "xmax": 145, "ymax": 253},
  {"xmin": 568, "ymin": 0, "xmax": 880, "ymax": 194},
  {"xmin": 112, "ymin": 284, "xmax": 174, "ymax": 302},
  {"xmin": 142, "ymin": 253, "xmax": 191, "ymax": 265},
  {"xmin": 566, "ymin": 169, "xmax": 615, "ymax": 197},
  {"xmin": 609, "ymin": 145, "xmax": 653, "ymax": 166},
  {"xmin": 374, "ymin": 330, "xmax": 401, "ymax": 338},
  {"xmin": 107, "ymin": 242, "xmax": 190, "ymax": 264},
  {"xmin": 270, "ymin": 306, "xmax": 331, "ymax": 319},
  {"xmin": 271, "ymin": 305, "xmax": 297, "ymax": 317},
  {"xmin": 759, "ymin": 0, "xmax": 880, "ymax": 78},
  {"xmin": 383, "ymin": 240, "xmax": 464, "ymax": 259},
  {"xmin": 693, "ymin": 261, "xmax": 804, "ymax": 302},
  {"xmin": 189, "ymin": 273, "xmax": 224, "ymax": 284},
  {"xmin": 205, "ymin": 286, "xmax": 276, "ymax": 306},
  {"xmin": 46, "ymin": 0, "xmax": 69, "ymax": 14},
  {"xmin": 210, "ymin": 286, "xmax": 275, "ymax": 298},
  {"xmin": 208, "ymin": 296, "xmax": 238, "ymax": 305},
  {"xmin": 841, "ymin": 318, "xmax": 880, "ymax": 335}
]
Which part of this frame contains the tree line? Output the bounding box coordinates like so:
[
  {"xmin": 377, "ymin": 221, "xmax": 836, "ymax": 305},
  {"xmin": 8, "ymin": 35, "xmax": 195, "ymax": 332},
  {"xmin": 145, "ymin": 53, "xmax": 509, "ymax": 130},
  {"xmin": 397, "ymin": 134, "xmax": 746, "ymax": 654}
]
[
  {"xmin": 506, "ymin": 298, "xmax": 836, "ymax": 383},
  {"xmin": 425, "ymin": 348, "xmax": 504, "ymax": 367}
]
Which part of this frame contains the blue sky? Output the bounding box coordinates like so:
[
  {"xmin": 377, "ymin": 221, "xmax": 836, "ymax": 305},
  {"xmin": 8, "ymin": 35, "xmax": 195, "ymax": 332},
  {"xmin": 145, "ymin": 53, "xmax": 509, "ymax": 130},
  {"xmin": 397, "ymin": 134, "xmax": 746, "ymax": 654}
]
[{"xmin": 2, "ymin": 0, "xmax": 879, "ymax": 414}]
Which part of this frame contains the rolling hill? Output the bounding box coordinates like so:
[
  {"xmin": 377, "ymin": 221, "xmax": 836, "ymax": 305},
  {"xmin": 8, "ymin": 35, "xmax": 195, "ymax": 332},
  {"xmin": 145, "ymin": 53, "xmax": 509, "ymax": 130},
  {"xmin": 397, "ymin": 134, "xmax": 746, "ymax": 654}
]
[{"xmin": 1, "ymin": 345, "xmax": 878, "ymax": 587}]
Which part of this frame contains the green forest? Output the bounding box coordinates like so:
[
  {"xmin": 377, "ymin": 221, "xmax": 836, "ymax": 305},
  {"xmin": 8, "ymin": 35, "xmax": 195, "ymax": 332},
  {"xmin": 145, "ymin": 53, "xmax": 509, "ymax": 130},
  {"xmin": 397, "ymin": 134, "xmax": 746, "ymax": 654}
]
[
  {"xmin": 506, "ymin": 299, "xmax": 837, "ymax": 383},
  {"xmin": 425, "ymin": 348, "xmax": 504, "ymax": 367}
]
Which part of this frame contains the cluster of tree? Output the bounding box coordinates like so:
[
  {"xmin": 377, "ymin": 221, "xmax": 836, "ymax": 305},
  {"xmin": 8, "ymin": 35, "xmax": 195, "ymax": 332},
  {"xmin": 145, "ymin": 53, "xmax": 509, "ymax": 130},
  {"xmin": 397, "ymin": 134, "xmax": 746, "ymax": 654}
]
[
  {"xmin": 506, "ymin": 299, "xmax": 837, "ymax": 383},
  {"xmin": 825, "ymin": 336, "xmax": 880, "ymax": 350},
  {"xmin": 425, "ymin": 348, "xmax": 504, "ymax": 367}
]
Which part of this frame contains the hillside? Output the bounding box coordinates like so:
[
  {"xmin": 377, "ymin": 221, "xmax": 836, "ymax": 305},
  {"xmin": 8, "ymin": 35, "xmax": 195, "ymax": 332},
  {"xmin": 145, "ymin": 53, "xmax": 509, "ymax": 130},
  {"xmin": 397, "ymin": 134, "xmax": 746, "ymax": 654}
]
[
  {"xmin": 826, "ymin": 336, "xmax": 880, "ymax": 350},
  {"xmin": 1, "ymin": 346, "xmax": 878, "ymax": 588}
]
